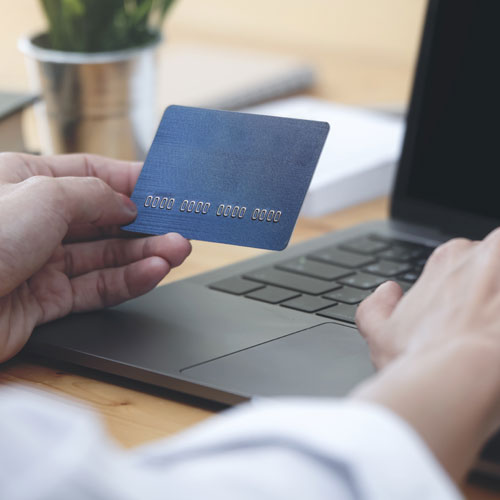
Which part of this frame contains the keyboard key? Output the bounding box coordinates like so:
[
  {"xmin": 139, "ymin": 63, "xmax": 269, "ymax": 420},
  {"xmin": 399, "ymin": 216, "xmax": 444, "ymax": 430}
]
[
  {"xmin": 363, "ymin": 260, "xmax": 412, "ymax": 277},
  {"xmin": 308, "ymin": 247, "xmax": 375, "ymax": 268},
  {"xmin": 246, "ymin": 286, "xmax": 300, "ymax": 304},
  {"xmin": 277, "ymin": 257, "xmax": 353, "ymax": 281},
  {"xmin": 372, "ymin": 235, "xmax": 435, "ymax": 255},
  {"xmin": 317, "ymin": 303, "xmax": 358, "ymax": 324},
  {"xmin": 418, "ymin": 246, "xmax": 435, "ymax": 258},
  {"xmin": 210, "ymin": 277, "xmax": 264, "ymax": 295},
  {"xmin": 338, "ymin": 272, "xmax": 386, "ymax": 290},
  {"xmin": 368, "ymin": 234, "xmax": 397, "ymax": 243},
  {"xmin": 323, "ymin": 286, "xmax": 371, "ymax": 304},
  {"xmin": 339, "ymin": 236, "xmax": 389, "ymax": 255},
  {"xmin": 378, "ymin": 246, "xmax": 416, "ymax": 262},
  {"xmin": 281, "ymin": 295, "xmax": 336, "ymax": 313},
  {"xmin": 244, "ymin": 268, "xmax": 342, "ymax": 295},
  {"xmin": 400, "ymin": 271, "xmax": 420, "ymax": 283},
  {"xmin": 372, "ymin": 234, "xmax": 426, "ymax": 247}
]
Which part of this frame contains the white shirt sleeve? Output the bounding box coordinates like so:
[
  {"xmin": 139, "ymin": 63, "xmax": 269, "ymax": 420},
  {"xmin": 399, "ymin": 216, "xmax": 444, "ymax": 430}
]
[{"xmin": 0, "ymin": 385, "xmax": 461, "ymax": 500}]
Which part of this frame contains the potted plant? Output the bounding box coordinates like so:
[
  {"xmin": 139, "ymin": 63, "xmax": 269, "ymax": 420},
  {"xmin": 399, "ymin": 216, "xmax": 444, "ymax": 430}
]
[{"xmin": 19, "ymin": 0, "xmax": 175, "ymax": 160}]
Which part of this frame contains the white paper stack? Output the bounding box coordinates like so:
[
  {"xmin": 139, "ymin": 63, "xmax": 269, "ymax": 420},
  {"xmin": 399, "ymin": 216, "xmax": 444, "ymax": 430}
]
[{"xmin": 245, "ymin": 96, "xmax": 406, "ymax": 216}]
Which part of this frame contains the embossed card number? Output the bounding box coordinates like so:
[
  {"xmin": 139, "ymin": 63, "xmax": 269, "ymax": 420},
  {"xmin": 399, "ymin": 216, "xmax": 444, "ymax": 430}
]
[{"xmin": 144, "ymin": 195, "xmax": 281, "ymax": 223}]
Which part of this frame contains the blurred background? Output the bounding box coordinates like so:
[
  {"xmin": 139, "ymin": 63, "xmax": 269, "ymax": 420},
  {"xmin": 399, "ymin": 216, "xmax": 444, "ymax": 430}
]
[
  {"xmin": 2, "ymin": 0, "xmax": 427, "ymax": 101},
  {"xmin": 1, "ymin": 0, "xmax": 428, "ymax": 214}
]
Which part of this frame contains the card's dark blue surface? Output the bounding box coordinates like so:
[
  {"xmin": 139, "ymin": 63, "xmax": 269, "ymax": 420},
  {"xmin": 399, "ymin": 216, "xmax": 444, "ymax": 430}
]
[{"xmin": 123, "ymin": 105, "xmax": 329, "ymax": 250}]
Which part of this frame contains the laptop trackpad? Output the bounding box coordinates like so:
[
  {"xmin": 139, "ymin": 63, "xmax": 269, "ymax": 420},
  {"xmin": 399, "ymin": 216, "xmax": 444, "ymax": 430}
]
[{"xmin": 181, "ymin": 322, "xmax": 375, "ymax": 398}]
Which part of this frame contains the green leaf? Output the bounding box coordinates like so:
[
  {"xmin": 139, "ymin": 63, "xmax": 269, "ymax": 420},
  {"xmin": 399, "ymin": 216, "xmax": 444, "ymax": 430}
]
[{"xmin": 38, "ymin": 0, "xmax": 175, "ymax": 52}]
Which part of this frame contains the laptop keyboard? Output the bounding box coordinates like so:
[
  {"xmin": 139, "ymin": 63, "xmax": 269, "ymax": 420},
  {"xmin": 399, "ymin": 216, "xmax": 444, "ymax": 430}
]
[{"xmin": 209, "ymin": 234, "xmax": 435, "ymax": 324}]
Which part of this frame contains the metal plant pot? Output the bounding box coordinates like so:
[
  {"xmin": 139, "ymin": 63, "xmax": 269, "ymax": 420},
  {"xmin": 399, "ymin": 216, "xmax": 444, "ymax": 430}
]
[{"xmin": 19, "ymin": 33, "xmax": 160, "ymax": 160}]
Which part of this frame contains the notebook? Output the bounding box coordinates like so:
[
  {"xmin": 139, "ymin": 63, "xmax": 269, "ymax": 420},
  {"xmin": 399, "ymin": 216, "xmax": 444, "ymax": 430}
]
[{"xmin": 158, "ymin": 43, "xmax": 315, "ymax": 111}]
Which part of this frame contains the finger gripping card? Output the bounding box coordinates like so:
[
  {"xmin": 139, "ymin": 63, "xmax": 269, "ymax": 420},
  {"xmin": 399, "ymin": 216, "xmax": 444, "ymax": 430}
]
[{"xmin": 123, "ymin": 105, "xmax": 329, "ymax": 250}]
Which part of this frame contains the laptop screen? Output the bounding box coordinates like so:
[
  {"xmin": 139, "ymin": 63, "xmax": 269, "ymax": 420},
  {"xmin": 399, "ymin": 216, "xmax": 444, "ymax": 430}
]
[{"xmin": 392, "ymin": 0, "xmax": 500, "ymax": 237}]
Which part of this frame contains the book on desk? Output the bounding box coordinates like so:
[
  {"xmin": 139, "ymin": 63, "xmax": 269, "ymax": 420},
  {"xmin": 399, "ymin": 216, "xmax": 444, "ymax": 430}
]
[{"xmin": 0, "ymin": 92, "xmax": 38, "ymax": 152}]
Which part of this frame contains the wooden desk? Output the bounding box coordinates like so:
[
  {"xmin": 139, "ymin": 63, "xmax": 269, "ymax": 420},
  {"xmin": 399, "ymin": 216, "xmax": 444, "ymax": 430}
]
[
  {"xmin": 0, "ymin": 198, "xmax": 498, "ymax": 499},
  {"xmin": 1, "ymin": 1, "xmax": 499, "ymax": 498}
]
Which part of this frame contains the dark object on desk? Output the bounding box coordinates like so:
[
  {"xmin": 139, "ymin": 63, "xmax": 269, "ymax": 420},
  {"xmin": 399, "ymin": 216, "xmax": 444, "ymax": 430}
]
[
  {"xmin": 0, "ymin": 92, "xmax": 38, "ymax": 152},
  {"xmin": 27, "ymin": 0, "xmax": 500, "ymax": 481},
  {"xmin": 123, "ymin": 105, "xmax": 329, "ymax": 250}
]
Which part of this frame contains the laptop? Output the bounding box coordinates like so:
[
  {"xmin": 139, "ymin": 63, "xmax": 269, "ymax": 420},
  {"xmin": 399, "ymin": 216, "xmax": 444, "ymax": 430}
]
[{"xmin": 28, "ymin": 0, "xmax": 500, "ymax": 467}]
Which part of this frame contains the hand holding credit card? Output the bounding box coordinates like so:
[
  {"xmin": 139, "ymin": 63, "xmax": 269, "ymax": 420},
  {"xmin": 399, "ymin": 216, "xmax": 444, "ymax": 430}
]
[{"xmin": 123, "ymin": 106, "xmax": 329, "ymax": 250}]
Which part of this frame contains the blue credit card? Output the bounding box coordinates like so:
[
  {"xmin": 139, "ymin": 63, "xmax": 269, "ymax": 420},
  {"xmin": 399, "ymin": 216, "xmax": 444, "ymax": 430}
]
[{"xmin": 123, "ymin": 105, "xmax": 329, "ymax": 250}]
